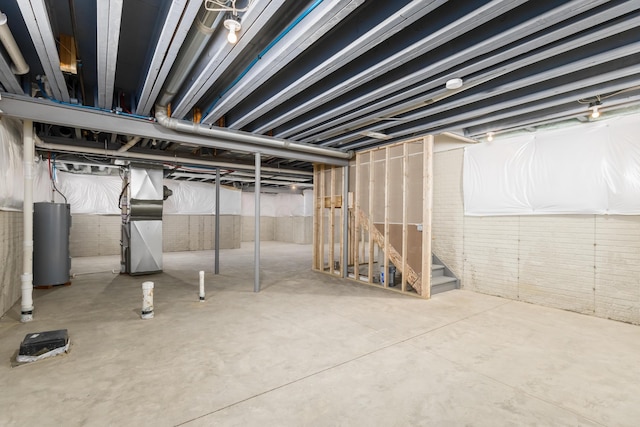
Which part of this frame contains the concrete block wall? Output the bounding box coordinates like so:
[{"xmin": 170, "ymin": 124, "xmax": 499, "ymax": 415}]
[
  {"xmin": 241, "ymin": 216, "xmax": 275, "ymax": 241},
  {"xmin": 432, "ymin": 149, "xmax": 464, "ymax": 279},
  {"xmin": 70, "ymin": 215, "xmax": 121, "ymax": 256},
  {"xmin": 69, "ymin": 214, "xmax": 241, "ymax": 257},
  {"xmin": 241, "ymin": 216, "xmax": 313, "ymax": 244},
  {"xmin": 275, "ymin": 216, "xmax": 313, "ymax": 244},
  {"xmin": 433, "ymin": 148, "xmax": 640, "ymax": 325},
  {"xmin": 0, "ymin": 211, "xmax": 23, "ymax": 316},
  {"xmin": 163, "ymin": 215, "xmax": 241, "ymax": 251}
]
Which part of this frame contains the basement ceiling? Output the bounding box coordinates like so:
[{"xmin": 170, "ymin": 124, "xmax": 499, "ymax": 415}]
[{"xmin": 1, "ymin": 0, "xmax": 640, "ymax": 177}]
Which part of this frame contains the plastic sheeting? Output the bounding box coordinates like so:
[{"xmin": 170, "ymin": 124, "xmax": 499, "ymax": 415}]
[
  {"xmin": 1, "ymin": 117, "xmax": 300, "ymax": 216},
  {"xmin": 58, "ymin": 173, "xmax": 121, "ymax": 214},
  {"xmin": 163, "ymin": 180, "xmax": 241, "ymax": 215},
  {"xmin": 0, "ymin": 118, "xmax": 24, "ymax": 210},
  {"xmin": 241, "ymin": 192, "xmax": 310, "ymax": 217},
  {"xmin": 464, "ymin": 114, "xmax": 640, "ymax": 216},
  {"xmin": 0, "ymin": 118, "xmax": 60, "ymax": 210}
]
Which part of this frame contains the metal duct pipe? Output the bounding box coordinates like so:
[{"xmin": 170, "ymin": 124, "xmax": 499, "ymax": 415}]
[
  {"xmin": 118, "ymin": 136, "xmax": 142, "ymax": 152},
  {"xmin": 155, "ymin": 105, "xmax": 352, "ymax": 159},
  {"xmin": 158, "ymin": 5, "xmax": 220, "ymax": 107},
  {"xmin": 33, "ymin": 136, "xmax": 313, "ymax": 176},
  {"xmin": 21, "ymin": 120, "xmax": 34, "ymax": 322},
  {"xmin": 0, "ymin": 12, "xmax": 29, "ymax": 75}
]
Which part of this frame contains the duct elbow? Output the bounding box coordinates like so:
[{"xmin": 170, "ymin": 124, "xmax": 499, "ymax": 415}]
[{"xmin": 154, "ymin": 105, "xmax": 177, "ymax": 130}]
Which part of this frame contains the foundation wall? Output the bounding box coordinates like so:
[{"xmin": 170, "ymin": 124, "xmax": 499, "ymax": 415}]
[{"xmin": 433, "ymin": 147, "xmax": 640, "ymax": 325}]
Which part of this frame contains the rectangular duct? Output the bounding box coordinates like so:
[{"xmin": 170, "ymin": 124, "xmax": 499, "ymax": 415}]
[{"xmin": 121, "ymin": 165, "xmax": 164, "ymax": 275}]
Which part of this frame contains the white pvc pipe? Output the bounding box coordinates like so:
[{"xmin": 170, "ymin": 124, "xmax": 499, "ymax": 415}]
[
  {"xmin": 199, "ymin": 270, "xmax": 205, "ymax": 301},
  {"xmin": 141, "ymin": 281, "xmax": 154, "ymax": 319},
  {"xmin": 21, "ymin": 120, "xmax": 34, "ymax": 322},
  {"xmin": 117, "ymin": 136, "xmax": 142, "ymax": 152},
  {"xmin": 0, "ymin": 12, "xmax": 29, "ymax": 75}
]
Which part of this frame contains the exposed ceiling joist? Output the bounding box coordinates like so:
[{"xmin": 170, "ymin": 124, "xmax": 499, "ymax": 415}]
[
  {"xmin": 248, "ymin": 0, "xmax": 526, "ymax": 134},
  {"xmin": 0, "ymin": 50, "xmax": 22, "ymax": 93},
  {"xmin": 96, "ymin": 0, "xmax": 123, "ymax": 109},
  {"xmin": 332, "ymin": 39, "xmax": 640, "ymax": 147},
  {"xmin": 135, "ymin": 0, "xmax": 201, "ymax": 115},
  {"xmin": 16, "ymin": 0, "xmax": 69, "ymax": 102},
  {"xmin": 284, "ymin": 0, "xmax": 622, "ymax": 142},
  {"xmin": 170, "ymin": 0, "xmax": 287, "ymax": 119},
  {"xmin": 200, "ymin": 0, "xmax": 365, "ymax": 124},
  {"xmin": 227, "ymin": 0, "xmax": 447, "ymax": 129}
]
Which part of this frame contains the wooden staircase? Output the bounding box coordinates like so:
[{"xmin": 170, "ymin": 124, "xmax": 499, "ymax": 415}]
[{"xmin": 356, "ymin": 208, "xmax": 458, "ymax": 296}]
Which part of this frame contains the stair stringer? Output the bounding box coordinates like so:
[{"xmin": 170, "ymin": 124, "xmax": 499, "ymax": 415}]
[{"xmin": 356, "ymin": 208, "xmax": 422, "ymax": 294}]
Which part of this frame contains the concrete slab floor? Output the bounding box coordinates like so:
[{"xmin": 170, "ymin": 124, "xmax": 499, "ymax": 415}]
[{"xmin": 1, "ymin": 242, "xmax": 639, "ymax": 426}]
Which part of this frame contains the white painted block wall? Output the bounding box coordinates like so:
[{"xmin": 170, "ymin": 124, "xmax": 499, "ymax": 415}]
[
  {"xmin": 433, "ymin": 148, "xmax": 640, "ymax": 325},
  {"xmin": 0, "ymin": 211, "xmax": 23, "ymax": 315}
]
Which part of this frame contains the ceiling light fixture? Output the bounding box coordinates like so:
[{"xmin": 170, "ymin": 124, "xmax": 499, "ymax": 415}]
[
  {"xmin": 589, "ymin": 100, "xmax": 602, "ymax": 119},
  {"xmin": 445, "ymin": 78, "xmax": 463, "ymax": 90},
  {"xmin": 486, "ymin": 132, "xmax": 494, "ymax": 142},
  {"xmin": 224, "ymin": 17, "xmax": 241, "ymax": 44}
]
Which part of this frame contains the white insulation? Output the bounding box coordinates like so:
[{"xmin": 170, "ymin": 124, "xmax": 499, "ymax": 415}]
[
  {"xmin": 464, "ymin": 114, "xmax": 640, "ymax": 216},
  {"xmin": 241, "ymin": 190, "xmax": 313, "ymax": 217}
]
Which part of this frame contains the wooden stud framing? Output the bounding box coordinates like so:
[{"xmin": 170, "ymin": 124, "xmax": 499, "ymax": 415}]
[
  {"xmin": 383, "ymin": 146, "xmax": 390, "ymax": 288},
  {"xmin": 329, "ymin": 166, "xmax": 336, "ymax": 274},
  {"xmin": 312, "ymin": 136, "xmax": 433, "ymax": 299},
  {"xmin": 368, "ymin": 152, "xmax": 375, "ymax": 283},
  {"xmin": 312, "ymin": 164, "xmax": 319, "ymax": 270},
  {"xmin": 401, "ymin": 143, "xmax": 408, "ymax": 292},
  {"xmin": 421, "ymin": 136, "xmax": 433, "ymax": 298},
  {"xmin": 319, "ymin": 164, "xmax": 325, "ymax": 271},
  {"xmin": 339, "ymin": 167, "xmax": 345, "ymax": 276},
  {"xmin": 354, "ymin": 153, "xmax": 360, "ymax": 280}
]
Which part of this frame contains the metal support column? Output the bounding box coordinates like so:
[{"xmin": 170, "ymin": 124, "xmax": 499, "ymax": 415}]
[
  {"xmin": 342, "ymin": 165, "xmax": 349, "ymax": 279},
  {"xmin": 215, "ymin": 167, "xmax": 220, "ymax": 274},
  {"xmin": 254, "ymin": 153, "xmax": 261, "ymax": 292}
]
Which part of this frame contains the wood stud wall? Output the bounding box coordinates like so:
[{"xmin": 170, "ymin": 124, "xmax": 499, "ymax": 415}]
[{"xmin": 313, "ymin": 136, "xmax": 433, "ymax": 298}]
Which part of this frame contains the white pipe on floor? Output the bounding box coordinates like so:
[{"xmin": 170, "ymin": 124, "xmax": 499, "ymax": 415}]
[
  {"xmin": 21, "ymin": 120, "xmax": 34, "ymax": 322},
  {"xmin": 199, "ymin": 271, "xmax": 205, "ymax": 301},
  {"xmin": 0, "ymin": 12, "xmax": 29, "ymax": 75},
  {"xmin": 141, "ymin": 281, "xmax": 154, "ymax": 319}
]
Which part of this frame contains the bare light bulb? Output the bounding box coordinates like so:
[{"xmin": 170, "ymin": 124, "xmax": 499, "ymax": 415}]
[
  {"xmin": 591, "ymin": 105, "xmax": 600, "ymax": 119},
  {"xmin": 227, "ymin": 29, "xmax": 238, "ymax": 44},
  {"xmin": 487, "ymin": 132, "xmax": 494, "ymax": 142},
  {"xmin": 224, "ymin": 18, "xmax": 241, "ymax": 44}
]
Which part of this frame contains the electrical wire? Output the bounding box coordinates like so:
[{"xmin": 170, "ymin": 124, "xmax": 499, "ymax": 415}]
[
  {"xmin": 578, "ymin": 85, "xmax": 640, "ymax": 104},
  {"xmin": 47, "ymin": 152, "xmax": 69, "ymax": 204},
  {"xmin": 118, "ymin": 182, "xmax": 129, "ymax": 209}
]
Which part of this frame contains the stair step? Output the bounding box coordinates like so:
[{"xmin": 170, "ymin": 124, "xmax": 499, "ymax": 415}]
[
  {"xmin": 431, "ymin": 275, "xmax": 458, "ymax": 295},
  {"xmin": 431, "ymin": 276, "xmax": 456, "ymax": 286},
  {"xmin": 431, "ymin": 264, "xmax": 444, "ymax": 277}
]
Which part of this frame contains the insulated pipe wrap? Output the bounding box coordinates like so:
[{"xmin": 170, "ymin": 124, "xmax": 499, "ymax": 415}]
[{"xmin": 155, "ymin": 105, "xmax": 352, "ymax": 159}]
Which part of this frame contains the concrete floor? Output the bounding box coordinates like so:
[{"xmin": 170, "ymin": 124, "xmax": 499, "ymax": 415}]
[{"xmin": 1, "ymin": 242, "xmax": 639, "ymax": 426}]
